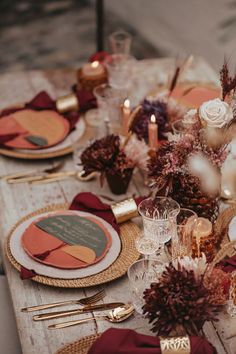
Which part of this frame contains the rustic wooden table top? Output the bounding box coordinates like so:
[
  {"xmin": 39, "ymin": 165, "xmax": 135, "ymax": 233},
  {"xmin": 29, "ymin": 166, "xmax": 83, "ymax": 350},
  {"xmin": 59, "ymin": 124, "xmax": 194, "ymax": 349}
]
[{"xmin": 0, "ymin": 58, "xmax": 235, "ymax": 354}]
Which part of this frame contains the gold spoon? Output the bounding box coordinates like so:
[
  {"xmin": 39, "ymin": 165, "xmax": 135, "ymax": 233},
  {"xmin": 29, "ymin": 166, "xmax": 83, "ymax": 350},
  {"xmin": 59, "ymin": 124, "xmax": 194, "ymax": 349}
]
[
  {"xmin": 48, "ymin": 304, "xmax": 134, "ymax": 330},
  {"xmin": 31, "ymin": 170, "xmax": 98, "ymax": 184}
]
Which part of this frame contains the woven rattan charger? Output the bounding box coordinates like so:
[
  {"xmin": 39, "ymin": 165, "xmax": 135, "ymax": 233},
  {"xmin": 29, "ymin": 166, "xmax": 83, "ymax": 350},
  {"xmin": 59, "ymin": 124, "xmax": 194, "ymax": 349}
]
[
  {"xmin": 55, "ymin": 333, "xmax": 100, "ymax": 354},
  {"xmin": 5, "ymin": 203, "xmax": 141, "ymax": 288}
]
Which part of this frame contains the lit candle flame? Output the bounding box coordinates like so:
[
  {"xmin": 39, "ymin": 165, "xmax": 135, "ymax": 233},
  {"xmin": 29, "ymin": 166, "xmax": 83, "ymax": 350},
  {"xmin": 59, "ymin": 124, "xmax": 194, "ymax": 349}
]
[
  {"xmin": 150, "ymin": 114, "xmax": 156, "ymax": 124},
  {"xmin": 124, "ymin": 99, "xmax": 130, "ymax": 109},
  {"xmin": 224, "ymin": 188, "xmax": 232, "ymax": 197},
  {"xmin": 91, "ymin": 61, "xmax": 99, "ymax": 68}
]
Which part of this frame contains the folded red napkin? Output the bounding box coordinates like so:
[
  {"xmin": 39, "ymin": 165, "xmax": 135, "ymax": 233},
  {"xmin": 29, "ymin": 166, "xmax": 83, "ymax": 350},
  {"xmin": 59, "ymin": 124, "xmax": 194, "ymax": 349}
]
[
  {"xmin": 70, "ymin": 192, "xmax": 144, "ymax": 235},
  {"xmin": 88, "ymin": 328, "xmax": 217, "ymax": 354},
  {"xmin": 0, "ymin": 90, "xmax": 96, "ymax": 144},
  {"xmin": 218, "ymin": 255, "xmax": 236, "ymax": 273}
]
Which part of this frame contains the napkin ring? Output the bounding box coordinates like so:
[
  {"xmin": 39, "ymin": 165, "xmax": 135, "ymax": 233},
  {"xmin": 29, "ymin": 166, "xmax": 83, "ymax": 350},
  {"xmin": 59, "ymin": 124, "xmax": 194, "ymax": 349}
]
[
  {"xmin": 111, "ymin": 198, "xmax": 138, "ymax": 224},
  {"xmin": 160, "ymin": 336, "xmax": 190, "ymax": 354},
  {"xmin": 56, "ymin": 94, "xmax": 79, "ymax": 113}
]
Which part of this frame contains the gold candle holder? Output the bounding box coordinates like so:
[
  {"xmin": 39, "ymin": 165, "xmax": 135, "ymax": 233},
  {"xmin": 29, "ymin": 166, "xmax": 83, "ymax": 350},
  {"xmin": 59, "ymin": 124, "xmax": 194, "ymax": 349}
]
[
  {"xmin": 56, "ymin": 94, "xmax": 79, "ymax": 113},
  {"xmin": 111, "ymin": 198, "xmax": 138, "ymax": 224}
]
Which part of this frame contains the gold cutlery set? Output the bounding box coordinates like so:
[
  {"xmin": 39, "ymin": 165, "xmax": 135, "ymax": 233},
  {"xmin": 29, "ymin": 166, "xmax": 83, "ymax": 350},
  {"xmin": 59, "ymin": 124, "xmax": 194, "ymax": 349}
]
[
  {"xmin": 21, "ymin": 289, "xmax": 134, "ymax": 329},
  {"xmin": 1, "ymin": 162, "xmax": 97, "ymax": 184}
]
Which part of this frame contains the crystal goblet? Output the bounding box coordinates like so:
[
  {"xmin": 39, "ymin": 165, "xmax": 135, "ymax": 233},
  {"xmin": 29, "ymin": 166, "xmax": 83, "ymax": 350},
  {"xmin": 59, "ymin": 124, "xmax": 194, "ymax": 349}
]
[{"xmin": 138, "ymin": 197, "xmax": 180, "ymax": 255}]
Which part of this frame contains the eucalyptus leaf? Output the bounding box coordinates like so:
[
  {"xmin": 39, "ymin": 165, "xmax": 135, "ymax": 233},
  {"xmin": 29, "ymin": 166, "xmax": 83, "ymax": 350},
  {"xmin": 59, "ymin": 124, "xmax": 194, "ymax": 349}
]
[{"xmin": 25, "ymin": 135, "xmax": 48, "ymax": 146}]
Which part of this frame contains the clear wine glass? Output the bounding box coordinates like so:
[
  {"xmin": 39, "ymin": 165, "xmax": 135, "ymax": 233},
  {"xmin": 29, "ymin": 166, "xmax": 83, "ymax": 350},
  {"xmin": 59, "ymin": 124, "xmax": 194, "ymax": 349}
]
[
  {"xmin": 127, "ymin": 258, "xmax": 165, "ymax": 314},
  {"xmin": 135, "ymin": 234, "xmax": 160, "ymax": 259},
  {"xmin": 138, "ymin": 197, "xmax": 180, "ymax": 256}
]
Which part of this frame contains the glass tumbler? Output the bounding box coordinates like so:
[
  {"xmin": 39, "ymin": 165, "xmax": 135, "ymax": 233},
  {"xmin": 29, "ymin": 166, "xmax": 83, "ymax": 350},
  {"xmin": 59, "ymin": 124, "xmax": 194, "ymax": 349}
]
[
  {"xmin": 94, "ymin": 83, "xmax": 125, "ymax": 134},
  {"xmin": 109, "ymin": 30, "xmax": 132, "ymax": 54},
  {"xmin": 127, "ymin": 258, "xmax": 165, "ymax": 314},
  {"xmin": 170, "ymin": 208, "xmax": 197, "ymax": 260},
  {"xmin": 138, "ymin": 197, "xmax": 180, "ymax": 248}
]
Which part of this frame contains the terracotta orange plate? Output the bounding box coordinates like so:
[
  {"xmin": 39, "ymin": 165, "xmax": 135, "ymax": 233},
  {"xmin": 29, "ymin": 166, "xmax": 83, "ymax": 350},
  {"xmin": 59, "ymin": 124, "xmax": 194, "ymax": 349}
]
[
  {"xmin": 171, "ymin": 85, "xmax": 221, "ymax": 108},
  {"xmin": 0, "ymin": 109, "xmax": 70, "ymax": 149},
  {"xmin": 21, "ymin": 213, "xmax": 112, "ymax": 269}
]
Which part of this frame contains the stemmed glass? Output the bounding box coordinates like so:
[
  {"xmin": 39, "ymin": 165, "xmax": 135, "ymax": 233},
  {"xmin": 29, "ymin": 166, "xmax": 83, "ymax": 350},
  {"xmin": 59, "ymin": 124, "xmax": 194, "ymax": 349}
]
[
  {"xmin": 127, "ymin": 258, "xmax": 165, "ymax": 314},
  {"xmin": 135, "ymin": 233, "xmax": 160, "ymax": 259},
  {"xmin": 138, "ymin": 197, "xmax": 180, "ymax": 256}
]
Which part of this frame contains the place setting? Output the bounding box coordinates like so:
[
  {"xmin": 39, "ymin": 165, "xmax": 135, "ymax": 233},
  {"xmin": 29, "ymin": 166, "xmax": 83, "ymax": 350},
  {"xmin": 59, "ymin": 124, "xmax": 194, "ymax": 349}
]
[{"xmin": 1, "ymin": 22, "xmax": 236, "ymax": 354}]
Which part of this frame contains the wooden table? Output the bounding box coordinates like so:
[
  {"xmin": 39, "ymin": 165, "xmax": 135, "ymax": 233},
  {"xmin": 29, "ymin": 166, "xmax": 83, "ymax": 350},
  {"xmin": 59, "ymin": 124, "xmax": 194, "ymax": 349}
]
[{"xmin": 0, "ymin": 58, "xmax": 235, "ymax": 354}]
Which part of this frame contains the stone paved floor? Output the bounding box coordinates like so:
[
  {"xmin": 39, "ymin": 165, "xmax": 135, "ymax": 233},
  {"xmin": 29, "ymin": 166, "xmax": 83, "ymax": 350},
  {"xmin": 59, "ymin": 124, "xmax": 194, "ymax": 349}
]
[{"xmin": 0, "ymin": 0, "xmax": 160, "ymax": 73}]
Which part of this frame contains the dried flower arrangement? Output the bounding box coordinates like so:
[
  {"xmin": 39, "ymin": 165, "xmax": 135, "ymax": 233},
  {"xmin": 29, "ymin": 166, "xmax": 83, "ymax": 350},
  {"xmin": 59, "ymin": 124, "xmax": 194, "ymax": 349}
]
[
  {"xmin": 129, "ymin": 64, "xmax": 187, "ymax": 142},
  {"xmin": 147, "ymin": 60, "xmax": 236, "ymax": 220},
  {"xmin": 80, "ymin": 134, "xmax": 149, "ymax": 194},
  {"xmin": 143, "ymin": 259, "xmax": 229, "ymax": 336},
  {"xmin": 148, "ymin": 124, "xmax": 227, "ymax": 221}
]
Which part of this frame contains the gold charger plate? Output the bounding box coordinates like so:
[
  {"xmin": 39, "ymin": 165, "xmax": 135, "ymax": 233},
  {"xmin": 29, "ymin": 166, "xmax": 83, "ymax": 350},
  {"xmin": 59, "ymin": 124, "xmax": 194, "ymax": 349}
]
[
  {"xmin": 5, "ymin": 203, "xmax": 140, "ymax": 288},
  {"xmin": 55, "ymin": 334, "xmax": 100, "ymax": 354},
  {"xmin": 0, "ymin": 145, "xmax": 74, "ymax": 160}
]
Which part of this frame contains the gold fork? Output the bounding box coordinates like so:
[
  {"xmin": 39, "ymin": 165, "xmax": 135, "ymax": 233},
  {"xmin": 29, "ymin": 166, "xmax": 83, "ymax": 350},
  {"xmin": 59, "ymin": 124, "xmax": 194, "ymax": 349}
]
[{"xmin": 21, "ymin": 289, "xmax": 105, "ymax": 312}]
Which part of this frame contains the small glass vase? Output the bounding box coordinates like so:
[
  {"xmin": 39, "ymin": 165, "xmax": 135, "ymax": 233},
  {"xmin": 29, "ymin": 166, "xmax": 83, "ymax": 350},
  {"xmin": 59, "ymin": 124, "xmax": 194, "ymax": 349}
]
[{"xmin": 105, "ymin": 168, "xmax": 133, "ymax": 195}]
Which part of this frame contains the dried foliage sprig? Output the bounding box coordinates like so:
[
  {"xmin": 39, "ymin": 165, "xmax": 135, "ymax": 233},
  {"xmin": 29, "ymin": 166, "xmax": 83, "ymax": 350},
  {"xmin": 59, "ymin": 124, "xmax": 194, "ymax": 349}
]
[
  {"xmin": 169, "ymin": 66, "xmax": 181, "ymax": 95},
  {"xmin": 143, "ymin": 263, "xmax": 221, "ymax": 336},
  {"xmin": 220, "ymin": 59, "xmax": 236, "ymax": 101},
  {"xmin": 203, "ymin": 268, "xmax": 231, "ymax": 305}
]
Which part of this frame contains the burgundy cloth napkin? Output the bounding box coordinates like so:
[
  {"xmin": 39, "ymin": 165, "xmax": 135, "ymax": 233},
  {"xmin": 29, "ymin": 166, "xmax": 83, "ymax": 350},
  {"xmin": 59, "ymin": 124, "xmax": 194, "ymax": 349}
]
[
  {"xmin": 0, "ymin": 89, "xmax": 96, "ymax": 144},
  {"xmin": 20, "ymin": 266, "xmax": 37, "ymax": 280},
  {"xmin": 88, "ymin": 328, "xmax": 217, "ymax": 354},
  {"xmin": 69, "ymin": 192, "xmax": 145, "ymax": 235},
  {"xmin": 218, "ymin": 255, "xmax": 236, "ymax": 273}
]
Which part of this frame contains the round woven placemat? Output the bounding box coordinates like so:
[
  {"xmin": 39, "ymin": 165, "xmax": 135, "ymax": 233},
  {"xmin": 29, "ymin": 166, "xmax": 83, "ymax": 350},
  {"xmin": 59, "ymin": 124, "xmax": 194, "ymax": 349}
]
[
  {"xmin": 5, "ymin": 204, "xmax": 140, "ymax": 288},
  {"xmin": 214, "ymin": 205, "xmax": 236, "ymax": 247},
  {"xmin": 55, "ymin": 333, "xmax": 100, "ymax": 354}
]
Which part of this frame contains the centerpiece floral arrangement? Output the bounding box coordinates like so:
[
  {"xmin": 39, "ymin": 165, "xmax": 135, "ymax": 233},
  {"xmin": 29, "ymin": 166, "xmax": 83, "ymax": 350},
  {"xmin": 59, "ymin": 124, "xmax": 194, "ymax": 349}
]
[
  {"xmin": 129, "ymin": 64, "xmax": 186, "ymax": 141},
  {"xmin": 148, "ymin": 60, "xmax": 236, "ymax": 222},
  {"xmin": 80, "ymin": 134, "xmax": 149, "ymax": 195},
  {"xmin": 143, "ymin": 255, "xmax": 231, "ymax": 336}
]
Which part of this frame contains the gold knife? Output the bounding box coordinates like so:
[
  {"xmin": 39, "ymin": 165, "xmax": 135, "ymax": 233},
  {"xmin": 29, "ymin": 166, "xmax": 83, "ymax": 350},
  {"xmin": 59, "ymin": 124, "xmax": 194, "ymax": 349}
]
[{"xmin": 33, "ymin": 302, "xmax": 124, "ymax": 321}]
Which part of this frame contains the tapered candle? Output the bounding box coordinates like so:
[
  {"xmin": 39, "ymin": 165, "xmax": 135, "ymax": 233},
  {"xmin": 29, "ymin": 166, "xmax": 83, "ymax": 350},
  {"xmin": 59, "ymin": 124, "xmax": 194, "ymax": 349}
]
[
  {"xmin": 148, "ymin": 114, "xmax": 158, "ymax": 149},
  {"xmin": 122, "ymin": 99, "xmax": 131, "ymax": 136},
  {"xmin": 82, "ymin": 61, "xmax": 105, "ymax": 78}
]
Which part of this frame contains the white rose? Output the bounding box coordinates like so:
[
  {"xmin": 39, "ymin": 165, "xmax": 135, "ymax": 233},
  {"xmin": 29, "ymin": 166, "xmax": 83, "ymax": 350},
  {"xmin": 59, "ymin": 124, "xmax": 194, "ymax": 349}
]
[{"xmin": 199, "ymin": 98, "xmax": 233, "ymax": 128}]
